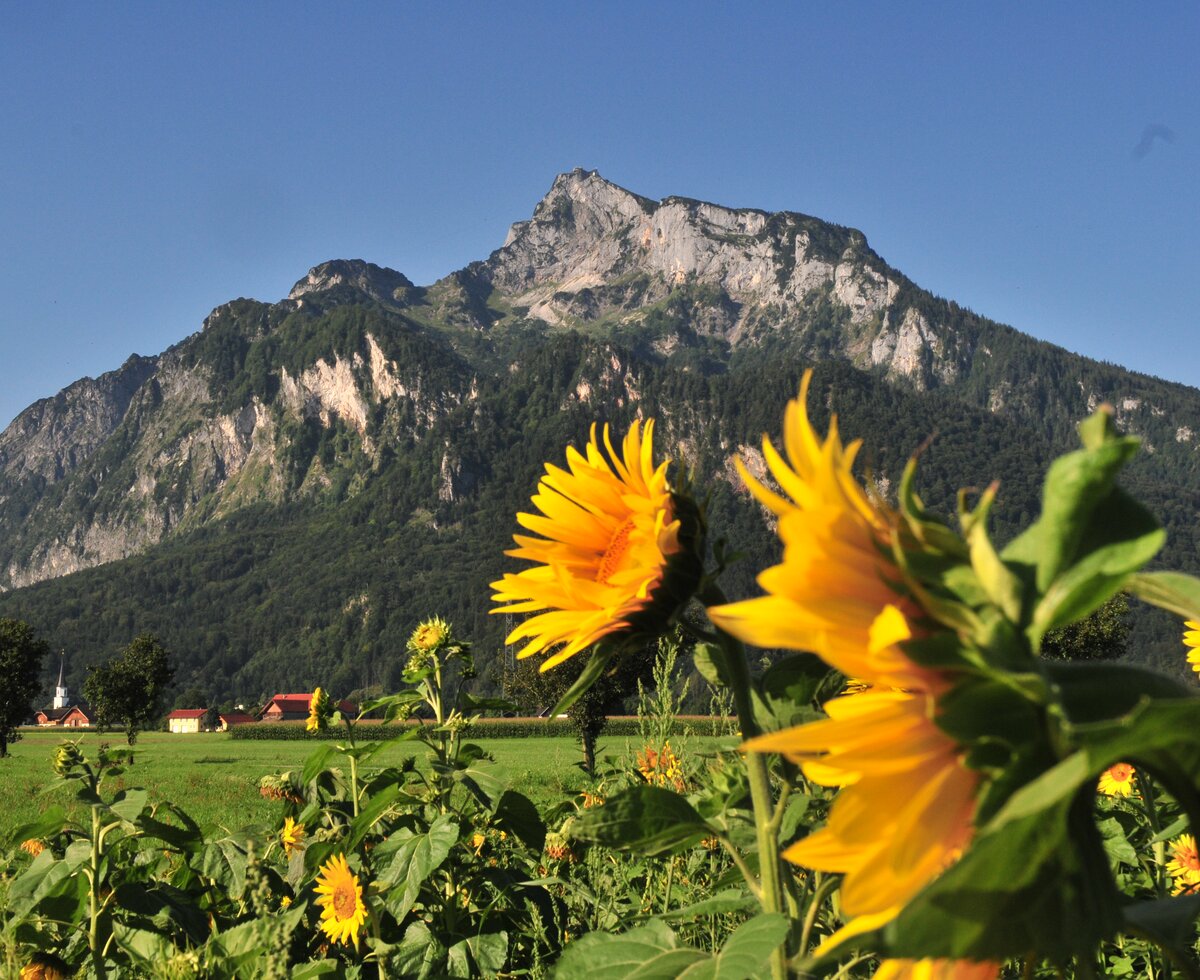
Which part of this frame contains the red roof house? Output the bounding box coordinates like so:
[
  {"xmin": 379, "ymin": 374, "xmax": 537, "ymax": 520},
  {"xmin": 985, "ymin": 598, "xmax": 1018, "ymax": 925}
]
[
  {"xmin": 259, "ymin": 693, "xmax": 355, "ymax": 722},
  {"xmin": 218, "ymin": 712, "xmax": 257, "ymax": 731}
]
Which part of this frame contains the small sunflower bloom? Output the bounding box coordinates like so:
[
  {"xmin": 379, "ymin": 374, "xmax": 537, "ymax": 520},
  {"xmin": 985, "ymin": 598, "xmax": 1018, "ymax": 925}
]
[
  {"xmin": 280, "ymin": 817, "xmax": 306, "ymax": 856},
  {"xmin": 471, "ymin": 832, "xmax": 487, "ymax": 856},
  {"xmin": 708, "ymin": 370, "xmax": 981, "ymax": 947},
  {"xmin": 580, "ymin": 789, "xmax": 605, "ymax": 809},
  {"xmin": 491, "ymin": 420, "xmax": 699, "ymax": 670},
  {"xmin": 313, "ymin": 853, "xmax": 368, "ymax": 948},
  {"xmin": 19, "ymin": 839, "xmax": 45, "ymax": 857},
  {"xmin": 306, "ymin": 687, "xmax": 331, "ymax": 733},
  {"xmin": 1097, "ymin": 762, "xmax": 1136, "ymax": 797},
  {"xmin": 1185, "ymin": 621, "xmax": 1200, "ymax": 674}
]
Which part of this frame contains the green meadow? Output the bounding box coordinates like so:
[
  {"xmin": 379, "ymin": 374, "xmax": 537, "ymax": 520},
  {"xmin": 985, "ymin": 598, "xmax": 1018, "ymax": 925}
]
[{"xmin": 0, "ymin": 729, "xmax": 734, "ymax": 838}]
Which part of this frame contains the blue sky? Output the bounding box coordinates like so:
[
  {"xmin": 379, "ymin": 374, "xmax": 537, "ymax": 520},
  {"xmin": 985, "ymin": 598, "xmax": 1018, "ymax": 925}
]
[{"xmin": 1, "ymin": 3, "xmax": 1195, "ymax": 429}]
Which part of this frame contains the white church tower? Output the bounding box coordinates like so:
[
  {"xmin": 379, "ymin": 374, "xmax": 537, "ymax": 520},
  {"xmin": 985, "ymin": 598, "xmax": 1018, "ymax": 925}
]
[{"xmin": 52, "ymin": 653, "xmax": 69, "ymax": 709}]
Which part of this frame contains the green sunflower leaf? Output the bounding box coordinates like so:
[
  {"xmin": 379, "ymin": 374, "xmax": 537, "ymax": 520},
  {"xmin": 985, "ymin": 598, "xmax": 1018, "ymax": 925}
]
[
  {"xmin": 554, "ymin": 921, "xmax": 708, "ymax": 979},
  {"xmin": 1126, "ymin": 571, "xmax": 1200, "ymax": 621},
  {"xmin": 549, "ymin": 646, "xmax": 615, "ymax": 717},
  {"xmin": 570, "ymin": 785, "xmax": 712, "ymax": 857}
]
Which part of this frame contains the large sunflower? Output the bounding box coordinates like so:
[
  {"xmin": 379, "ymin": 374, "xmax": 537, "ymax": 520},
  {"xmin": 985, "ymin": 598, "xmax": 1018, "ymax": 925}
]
[
  {"xmin": 313, "ymin": 853, "xmax": 367, "ymax": 948},
  {"xmin": 874, "ymin": 959, "xmax": 1000, "ymax": 979},
  {"xmin": 491, "ymin": 420, "xmax": 685, "ymax": 669},
  {"xmin": 707, "ymin": 370, "xmax": 980, "ymax": 946}
]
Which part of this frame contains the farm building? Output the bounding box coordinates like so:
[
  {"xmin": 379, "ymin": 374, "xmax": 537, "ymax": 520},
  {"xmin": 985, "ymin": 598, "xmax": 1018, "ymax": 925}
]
[
  {"xmin": 218, "ymin": 711, "xmax": 256, "ymax": 731},
  {"xmin": 35, "ymin": 703, "xmax": 93, "ymax": 728},
  {"xmin": 259, "ymin": 693, "xmax": 355, "ymax": 722},
  {"xmin": 166, "ymin": 709, "xmax": 206, "ymax": 734}
]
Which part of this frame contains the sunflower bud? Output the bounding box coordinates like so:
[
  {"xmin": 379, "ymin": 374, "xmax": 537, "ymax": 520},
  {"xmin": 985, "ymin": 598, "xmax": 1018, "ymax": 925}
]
[
  {"xmin": 408, "ymin": 616, "xmax": 451, "ymax": 656},
  {"xmin": 52, "ymin": 741, "xmax": 84, "ymax": 777}
]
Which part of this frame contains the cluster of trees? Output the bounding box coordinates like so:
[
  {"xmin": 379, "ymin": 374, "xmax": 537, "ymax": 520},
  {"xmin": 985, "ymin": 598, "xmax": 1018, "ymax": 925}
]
[
  {"xmin": 0, "ymin": 619, "xmax": 48, "ymax": 757},
  {"xmin": 0, "ymin": 621, "xmax": 174, "ymax": 755}
]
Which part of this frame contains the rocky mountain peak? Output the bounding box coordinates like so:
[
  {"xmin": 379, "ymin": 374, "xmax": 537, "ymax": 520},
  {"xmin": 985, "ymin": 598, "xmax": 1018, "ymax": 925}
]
[
  {"xmin": 288, "ymin": 259, "xmax": 414, "ymax": 305},
  {"xmin": 483, "ymin": 169, "xmax": 904, "ymax": 351}
]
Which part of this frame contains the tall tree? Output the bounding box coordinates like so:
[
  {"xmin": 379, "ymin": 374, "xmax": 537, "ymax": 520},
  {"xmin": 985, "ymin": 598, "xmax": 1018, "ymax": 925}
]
[
  {"xmin": 84, "ymin": 633, "xmax": 175, "ymax": 745},
  {"xmin": 0, "ymin": 618, "xmax": 49, "ymax": 758},
  {"xmin": 1042, "ymin": 593, "xmax": 1130, "ymax": 662},
  {"xmin": 504, "ymin": 642, "xmax": 656, "ymax": 775}
]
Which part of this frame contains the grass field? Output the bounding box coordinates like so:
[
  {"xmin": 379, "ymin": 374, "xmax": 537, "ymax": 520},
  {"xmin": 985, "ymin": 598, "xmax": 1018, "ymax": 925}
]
[{"xmin": 0, "ymin": 729, "xmax": 736, "ymax": 839}]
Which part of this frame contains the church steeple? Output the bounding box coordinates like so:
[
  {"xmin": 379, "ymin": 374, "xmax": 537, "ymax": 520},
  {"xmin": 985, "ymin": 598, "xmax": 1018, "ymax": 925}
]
[{"xmin": 53, "ymin": 652, "xmax": 69, "ymax": 709}]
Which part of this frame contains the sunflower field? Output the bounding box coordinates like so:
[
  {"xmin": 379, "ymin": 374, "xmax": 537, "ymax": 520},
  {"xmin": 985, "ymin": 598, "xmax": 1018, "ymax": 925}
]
[{"xmin": 6, "ymin": 370, "xmax": 1200, "ymax": 978}]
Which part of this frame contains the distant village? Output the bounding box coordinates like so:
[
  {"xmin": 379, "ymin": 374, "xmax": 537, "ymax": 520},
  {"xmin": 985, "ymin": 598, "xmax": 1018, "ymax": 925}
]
[{"xmin": 32, "ymin": 655, "xmax": 349, "ymax": 734}]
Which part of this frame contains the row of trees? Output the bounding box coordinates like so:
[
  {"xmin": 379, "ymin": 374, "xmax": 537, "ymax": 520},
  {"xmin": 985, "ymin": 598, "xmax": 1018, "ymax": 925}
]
[{"xmin": 0, "ymin": 620, "xmax": 173, "ymax": 756}]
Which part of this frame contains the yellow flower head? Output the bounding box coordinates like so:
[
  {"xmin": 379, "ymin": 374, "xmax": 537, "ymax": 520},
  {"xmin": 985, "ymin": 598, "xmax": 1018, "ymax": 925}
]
[
  {"xmin": 1185, "ymin": 620, "xmax": 1200, "ymax": 674},
  {"xmin": 708, "ymin": 370, "xmax": 980, "ymax": 945},
  {"xmin": 1097, "ymin": 762, "xmax": 1136, "ymax": 797},
  {"xmin": 580, "ymin": 789, "xmax": 605, "ymax": 809},
  {"xmin": 1167, "ymin": 834, "xmax": 1200, "ymax": 894},
  {"xmin": 409, "ymin": 616, "xmax": 451, "ymax": 655},
  {"xmin": 306, "ymin": 687, "xmax": 331, "ymax": 734},
  {"xmin": 19, "ymin": 839, "xmax": 45, "ymax": 857},
  {"xmin": 313, "ymin": 853, "xmax": 367, "ymax": 948},
  {"xmin": 19, "ymin": 955, "xmax": 70, "ymax": 980},
  {"xmin": 280, "ymin": 817, "xmax": 306, "ymax": 857},
  {"xmin": 471, "ymin": 832, "xmax": 487, "ymax": 856},
  {"xmin": 873, "ymin": 959, "xmax": 1001, "ymax": 980},
  {"xmin": 636, "ymin": 741, "xmax": 686, "ymax": 792},
  {"xmin": 491, "ymin": 420, "xmax": 696, "ymax": 670}
]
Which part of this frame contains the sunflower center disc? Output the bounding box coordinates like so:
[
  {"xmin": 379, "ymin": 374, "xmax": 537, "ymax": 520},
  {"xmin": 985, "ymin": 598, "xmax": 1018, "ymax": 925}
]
[
  {"xmin": 596, "ymin": 517, "xmax": 636, "ymax": 584},
  {"xmin": 333, "ymin": 883, "xmax": 357, "ymax": 919}
]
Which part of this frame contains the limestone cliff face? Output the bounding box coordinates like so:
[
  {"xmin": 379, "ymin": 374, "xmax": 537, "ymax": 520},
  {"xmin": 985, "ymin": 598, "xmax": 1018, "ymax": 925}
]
[
  {"xmin": 482, "ymin": 169, "xmax": 969, "ymax": 389},
  {"xmin": 0, "ymin": 355, "xmax": 158, "ymax": 485}
]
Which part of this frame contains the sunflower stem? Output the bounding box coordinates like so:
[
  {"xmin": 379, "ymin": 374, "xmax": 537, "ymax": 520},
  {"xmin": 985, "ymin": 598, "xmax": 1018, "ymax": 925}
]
[
  {"xmin": 707, "ymin": 610, "xmax": 788, "ymax": 980},
  {"xmin": 88, "ymin": 803, "xmax": 104, "ymax": 978},
  {"xmin": 798, "ymin": 873, "xmax": 839, "ymax": 959}
]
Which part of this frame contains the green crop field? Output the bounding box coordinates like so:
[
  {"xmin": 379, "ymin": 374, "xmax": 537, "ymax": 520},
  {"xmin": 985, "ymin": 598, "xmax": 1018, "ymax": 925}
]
[{"xmin": 0, "ymin": 729, "xmax": 736, "ymax": 838}]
